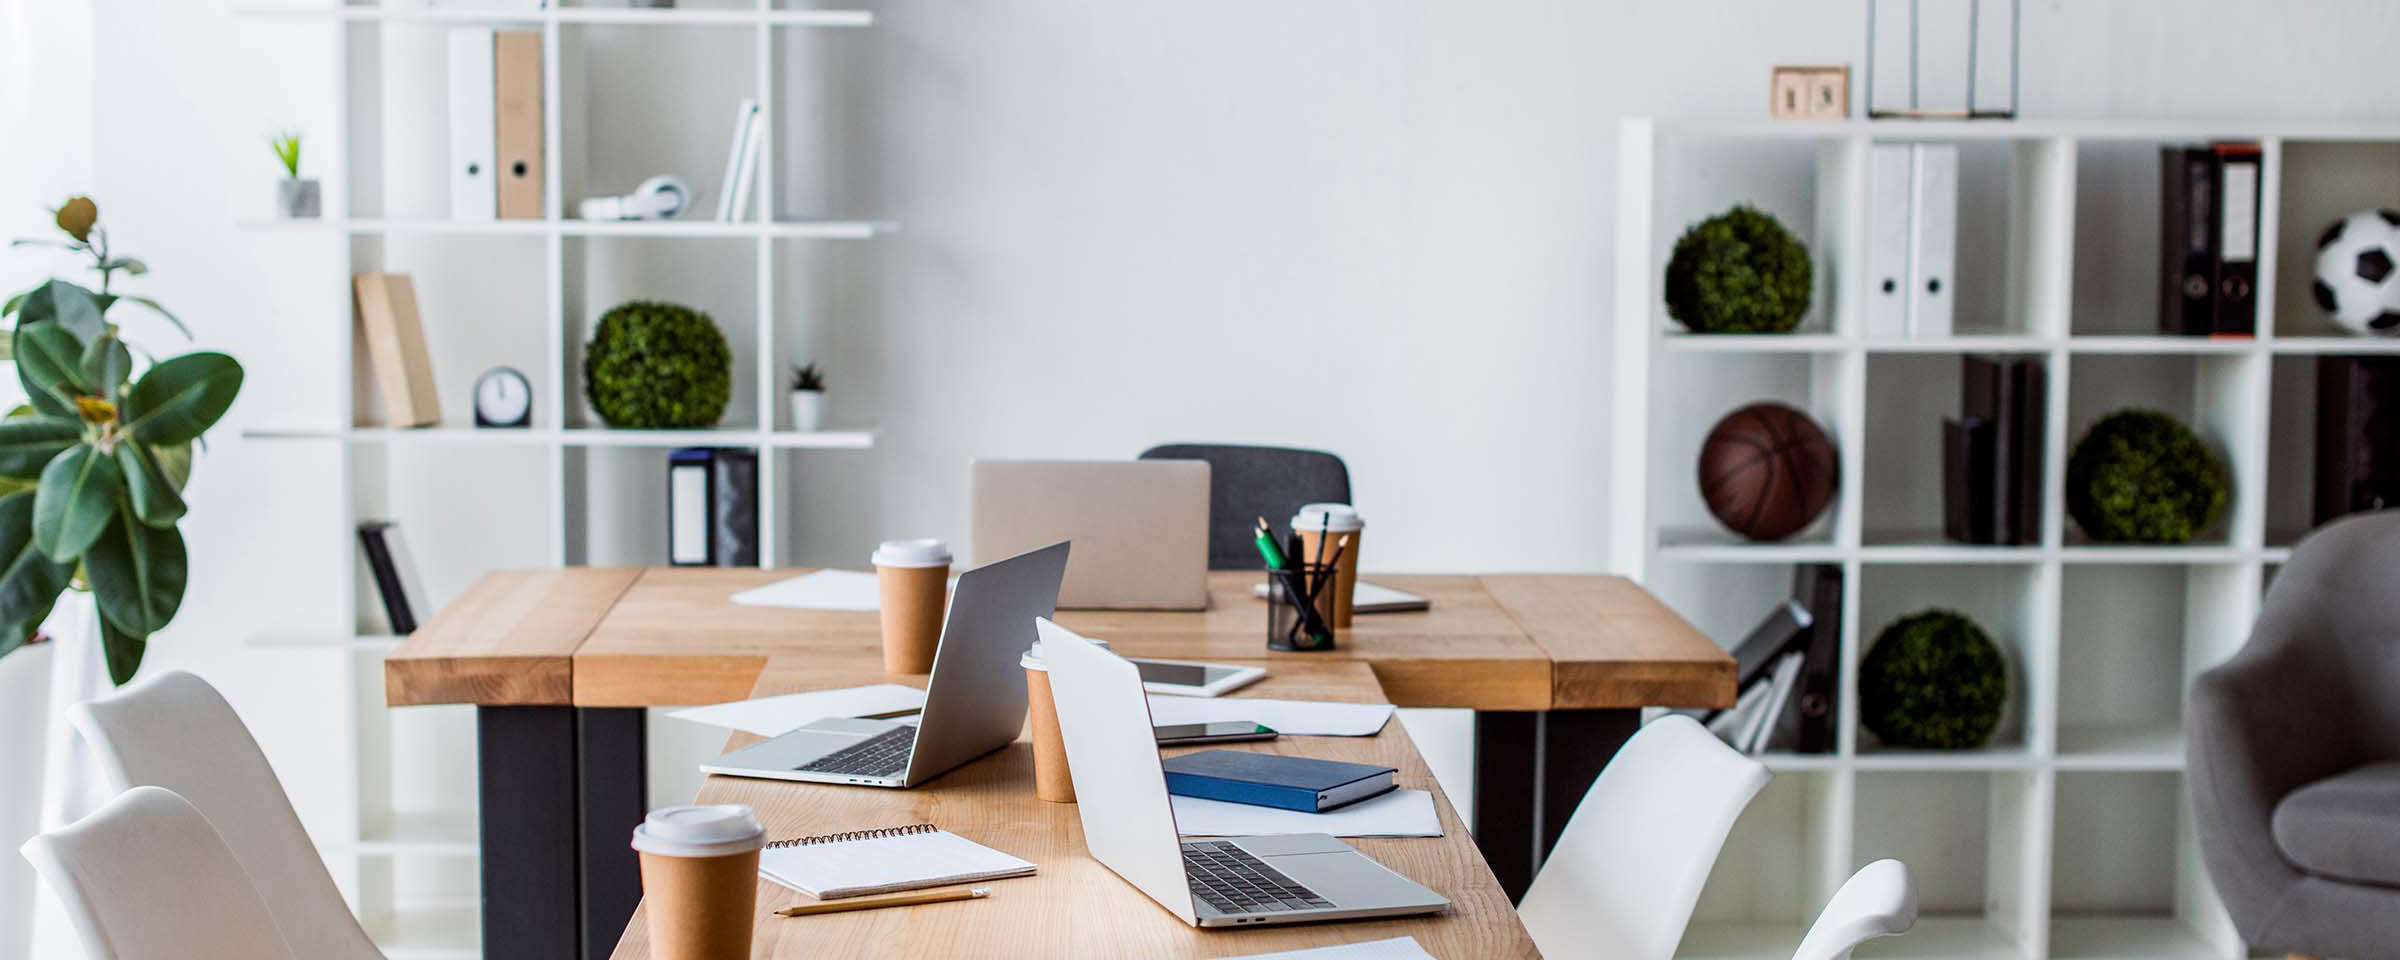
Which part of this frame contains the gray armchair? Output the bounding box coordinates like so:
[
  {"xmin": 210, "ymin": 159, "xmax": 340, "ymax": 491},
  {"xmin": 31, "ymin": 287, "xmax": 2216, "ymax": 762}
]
[
  {"xmin": 1138, "ymin": 444, "xmax": 1350, "ymax": 570},
  {"xmin": 2189, "ymin": 509, "xmax": 2400, "ymax": 959}
]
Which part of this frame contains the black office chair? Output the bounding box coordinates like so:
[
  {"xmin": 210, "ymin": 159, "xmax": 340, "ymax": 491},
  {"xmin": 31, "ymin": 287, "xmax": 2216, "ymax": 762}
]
[{"xmin": 1138, "ymin": 444, "xmax": 1352, "ymax": 570}]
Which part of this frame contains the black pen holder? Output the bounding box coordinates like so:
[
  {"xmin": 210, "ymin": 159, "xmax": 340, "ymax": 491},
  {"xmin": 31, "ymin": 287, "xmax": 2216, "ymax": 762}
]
[{"xmin": 1265, "ymin": 563, "xmax": 1339, "ymax": 652}]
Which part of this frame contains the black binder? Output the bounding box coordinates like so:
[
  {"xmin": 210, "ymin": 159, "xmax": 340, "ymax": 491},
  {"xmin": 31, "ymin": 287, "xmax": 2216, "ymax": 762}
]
[
  {"xmin": 2314, "ymin": 357, "xmax": 2400, "ymax": 525},
  {"xmin": 2159, "ymin": 146, "xmax": 2219, "ymax": 336},
  {"xmin": 667, "ymin": 447, "xmax": 760, "ymax": 567},
  {"xmin": 2212, "ymin": 143, "xmax": 2262, "ymax": 337},
  {"xmin": 1787, "ymin": 563, "xmax": 1843, "ymax": 754}
]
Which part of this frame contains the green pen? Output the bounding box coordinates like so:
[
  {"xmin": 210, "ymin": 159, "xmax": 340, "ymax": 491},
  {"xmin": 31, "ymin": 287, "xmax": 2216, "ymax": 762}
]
[{"xmin": 1253, "ymin": 518, "xmax": 1289, "ymax": 569}]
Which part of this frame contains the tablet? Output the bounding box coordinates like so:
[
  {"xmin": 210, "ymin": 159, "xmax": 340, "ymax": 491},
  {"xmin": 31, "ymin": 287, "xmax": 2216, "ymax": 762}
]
[{"xmin": 1129, "ymin": 658, "xmax": 1266, "ymax": 698}]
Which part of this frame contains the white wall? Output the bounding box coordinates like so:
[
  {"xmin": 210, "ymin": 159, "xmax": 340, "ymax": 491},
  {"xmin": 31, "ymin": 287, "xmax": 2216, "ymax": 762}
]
[{"xmin": 11, "ymin": 0, "xmax": 2400, "ymax": 936}]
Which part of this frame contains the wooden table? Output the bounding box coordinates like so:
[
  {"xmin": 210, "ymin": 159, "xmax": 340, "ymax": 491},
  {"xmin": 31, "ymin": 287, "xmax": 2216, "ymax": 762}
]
[
  {"xmin": 608, "ymin": 659, "xmax": 1536, "ymax": 958},
  {"xmin": 388, "ymin": 568, "xmax": 1729, "ymax": 960}
]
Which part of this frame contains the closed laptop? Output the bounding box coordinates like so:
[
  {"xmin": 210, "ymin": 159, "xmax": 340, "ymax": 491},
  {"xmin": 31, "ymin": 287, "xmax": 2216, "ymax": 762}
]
[{"xmin": 970, "ymin": 460, "xmax": 1210, "ymax": 610}]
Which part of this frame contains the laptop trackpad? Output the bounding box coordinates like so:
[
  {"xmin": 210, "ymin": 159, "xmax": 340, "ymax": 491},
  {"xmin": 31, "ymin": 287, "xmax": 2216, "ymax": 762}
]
[{"xmin": 1242, "ymin": 836, "xmax": 1444, "ymax": 909}]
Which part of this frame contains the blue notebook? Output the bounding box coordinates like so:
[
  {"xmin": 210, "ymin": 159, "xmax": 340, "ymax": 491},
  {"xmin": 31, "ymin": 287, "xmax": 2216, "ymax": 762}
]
[{"xmin": 1161, "ymin": 750, "xmax": 1398, "ymax": 813}]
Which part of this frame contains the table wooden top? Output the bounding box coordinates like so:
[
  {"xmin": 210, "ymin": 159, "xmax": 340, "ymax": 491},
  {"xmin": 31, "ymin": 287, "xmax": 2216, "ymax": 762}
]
[
  {"xmin": 606, "ymin": 659, "xmax": 1539, "ymax": 959},
  {"xmin": 390, "ymin": 567, "xmax": 1732, "ymax": 712}
]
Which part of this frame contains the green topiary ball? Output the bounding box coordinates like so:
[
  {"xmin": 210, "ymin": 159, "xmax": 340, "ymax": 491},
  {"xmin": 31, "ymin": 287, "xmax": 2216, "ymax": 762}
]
[
  {"xmin": 582, "ymin": 300, "xmax": 732, "ymax": 429},
  {"xmin": 1860, "ymin": 609, "xmax": 2008, "ymax": 750},
  {"xmin": 1663, "ymin": 205, "xmax": 1813, "ymax": 334},
  {"xmin": 2065, "ymin": 409, "xmax": 2228, "ymax": 544}
]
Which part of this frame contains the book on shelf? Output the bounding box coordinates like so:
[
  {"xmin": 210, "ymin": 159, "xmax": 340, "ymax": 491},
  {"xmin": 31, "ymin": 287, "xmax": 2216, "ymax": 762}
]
[
  {"xmin": 716, "ymin": 99, "xmax": 764, "ymax": 222},
  {"xmin": 1953, "ymin": 355, "xmax": 2044, "ymax": 545},
  {"xmin": 351, "ymin": 273, "xmax": 442, "ymax": 428},
  {"xmin": 668, "ymin": 447, "xmax": 759, "ymax": 567},
  {"xmin": 2314, "ymin": 356, "xmax": 2400, "ymax": 526},
  {"xmin": 358, "ymin": 521, "xmax": 431, "ymax": 635}
]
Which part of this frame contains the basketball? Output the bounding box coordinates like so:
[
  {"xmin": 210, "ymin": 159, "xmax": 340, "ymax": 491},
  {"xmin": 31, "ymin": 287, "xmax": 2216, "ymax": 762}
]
[{"xmin": 1698, "ymin": 403, "xmax": 1838, "ymax": 541}]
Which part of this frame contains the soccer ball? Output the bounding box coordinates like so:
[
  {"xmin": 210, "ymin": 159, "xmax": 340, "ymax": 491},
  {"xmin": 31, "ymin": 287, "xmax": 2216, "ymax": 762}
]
[{"xmin": 2312, "ymin": 209, "xmax": 2400, "ymax": 336}]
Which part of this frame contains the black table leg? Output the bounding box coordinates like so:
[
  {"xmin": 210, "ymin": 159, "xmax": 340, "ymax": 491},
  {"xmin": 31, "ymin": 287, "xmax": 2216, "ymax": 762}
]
[
  {"xmin": 577, "ymin": 708, "xmax": 647, "ymax": 960},
  {"xmin": 477, "ymin": 706, "xmax": 648, "ymax": 960},
  {"xmin": 478, "ymin": 706, "xmax": 580, "ymax": 960},
  {"xmin": 1471, "ymin": 708, "xmax": 1640, "ymax": 902}
]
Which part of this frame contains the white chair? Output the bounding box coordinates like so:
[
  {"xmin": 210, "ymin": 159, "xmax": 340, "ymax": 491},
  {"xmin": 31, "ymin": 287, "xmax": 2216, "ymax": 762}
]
[
  {"xmin": 1792, "ymin": 859, "xmax": 1917, "ymax": 960},
  {"xmin": 20, "ymin": 785, "xmax": 298, "ymax": 960},
  {"xmin": 1516, "ymin": 713, "xmax": 1773, "ymax": 960},
  {"xmin": 70, "ymin": 671, "xmax": 385, "ymax": 960}
]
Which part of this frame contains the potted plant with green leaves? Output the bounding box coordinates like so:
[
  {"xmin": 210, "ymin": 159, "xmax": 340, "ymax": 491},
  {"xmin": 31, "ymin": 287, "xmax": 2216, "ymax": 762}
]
[
  {"xmin": 0, "ymin": 196, "xmax": 244, "ymax": 684},
  {"xmin": 788, "ymin": 362, "xmax": 825, "ymax": 432},
  {"xmin": 272, "ymin": 131, "xmax": 319, "ymax": 219}
]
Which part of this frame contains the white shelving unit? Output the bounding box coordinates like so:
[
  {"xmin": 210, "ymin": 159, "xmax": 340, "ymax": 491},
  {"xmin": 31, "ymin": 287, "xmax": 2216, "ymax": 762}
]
[
  {"xmin": 1614, "ymin": 117, "xmax": 2400, "ymax": 959},
  {"xmin": 233, "ymin": 3, "xmax": 892, "ymax": 955}
]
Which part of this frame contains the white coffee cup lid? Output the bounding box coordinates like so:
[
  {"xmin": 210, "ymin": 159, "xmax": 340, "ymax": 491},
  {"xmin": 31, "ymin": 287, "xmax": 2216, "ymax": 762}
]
[
  {"xmin": 1289, "ymin": 503, "xmax": 1364, "ymax": 533},
  {"xmin": 1022, "ymin": 621, "xmax": 1108, "ymax": 671},
  {"xmin": 871, "ymin": 538, "xmax": 952, "ymax": 568},
  {"xmin": 630, "ymin": 804, "xmax": 765, "ymax": 858}
]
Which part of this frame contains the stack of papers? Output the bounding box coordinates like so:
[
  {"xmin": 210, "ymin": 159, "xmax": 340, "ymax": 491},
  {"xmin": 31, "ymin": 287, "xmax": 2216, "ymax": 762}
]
[
  {"xmin": 729, "ymin": 569, "xmax": 883, "ymax": 610},
  {"xmin": 1172, "ymin": 788, "xmax": 1441, "ymax": 838},
  {"xmin": 666, "ymin": 683, "xmax": 926, "ymax": 737},
  {"xmin": 1191, "ymin": 937, "xmax": 1439, "ymax": 960},
  {"xmin": 1147, "ymin": 696, "xmax": 1394, "ymax": 737}
]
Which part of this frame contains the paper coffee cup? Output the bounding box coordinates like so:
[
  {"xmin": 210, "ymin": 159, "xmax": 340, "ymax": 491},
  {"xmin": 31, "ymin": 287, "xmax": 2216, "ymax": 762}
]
[
  {"xmin": 631, "ymin": 805, "xmax": 765, "ymax": 960},
  {"xmin": 1290, "ymin": 504, "xmax": 1365, "ymax": 627},
  {"xmin": 1022, "ymin": 636, "xmax": 1107, "ymax": 803},
  {"xmin": 873, "ymin": 539, "xmax": 952, "ymax": 674}
]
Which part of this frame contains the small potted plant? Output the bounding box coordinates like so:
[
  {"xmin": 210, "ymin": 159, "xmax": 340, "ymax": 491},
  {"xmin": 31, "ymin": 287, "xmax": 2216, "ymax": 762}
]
[
  {"xmin": 272, "ymin": 131, "xmax": 319, "ymax": 219},
  {"xmin": 788, "ymin": 362, "xmax": 826, "ymax": 431}
]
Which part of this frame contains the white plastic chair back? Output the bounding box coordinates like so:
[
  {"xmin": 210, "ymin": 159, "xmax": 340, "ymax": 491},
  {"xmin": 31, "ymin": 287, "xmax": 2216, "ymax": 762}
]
[
  {"xmin": 20, "ymin": 786, "xmax": 297, "ymax": 960},
  {"xmin": 1516, "ymin": 713, "xmax": 1772, "ymax": 960},
  {"xmin": 1792, "ymin": 859, "xmax": 1917, "ymax": 960},
  {"xmin": 70, "ymin": 671, "xmax": 384, "ymax": 959}
]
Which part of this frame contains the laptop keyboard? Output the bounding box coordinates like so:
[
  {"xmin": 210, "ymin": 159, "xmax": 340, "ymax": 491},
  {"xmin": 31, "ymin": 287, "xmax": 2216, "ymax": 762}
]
[
  {"xmin": 794, "ymin": 726, "xmax": 916, "ymax": 777},
  {"xmin": 1183, "ymin": 840, "xmax": 1335, "ymax": 915}
]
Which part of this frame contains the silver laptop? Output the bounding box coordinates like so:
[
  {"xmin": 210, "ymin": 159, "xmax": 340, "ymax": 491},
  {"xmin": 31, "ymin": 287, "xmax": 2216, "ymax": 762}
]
[
  {"xmin": 700, "ymin": 542, "xmax": 1070, "ymax": 788},
  {"xmin": 1037, "ymin": 618, "xmax": 1449, "ymax": 927},
  {"xmin": 969, "ymin": 460, "xmax": 1209, "ymax": 610}
]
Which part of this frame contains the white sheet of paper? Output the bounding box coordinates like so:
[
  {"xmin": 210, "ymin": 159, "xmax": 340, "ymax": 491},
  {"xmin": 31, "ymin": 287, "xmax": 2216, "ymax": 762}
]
[
  {"xmin": 1146, "ymin": 696, "xmax": 1394, "ymax": 737},
  {"xmin": 1188, "ymin": 937, "xmax": 1437, "ymax": 960},
  {"xmin": 666, "ymin": 683, "xmax": 926, "ymax": 737},
  {"xmin": 729, "ymin": 569, "xmax": 884, "ymax": 610},
  {"xmin": 1171, "ymin": 788, "xmax": 1441, "ymax": 838}
]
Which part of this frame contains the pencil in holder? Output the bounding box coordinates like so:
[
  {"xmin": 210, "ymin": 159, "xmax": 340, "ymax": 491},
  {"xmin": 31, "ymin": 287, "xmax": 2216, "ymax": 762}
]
[{"xmin": 1265, "ymin": 563, "xmax": 1339, "ymax": 652}]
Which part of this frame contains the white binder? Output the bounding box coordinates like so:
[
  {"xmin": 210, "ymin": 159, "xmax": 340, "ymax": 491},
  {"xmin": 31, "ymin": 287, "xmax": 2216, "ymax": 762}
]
[
  {"xmin": 1908, "ymin": 144, "xmax": 1958, "ymax": 338},
  {"xmin": 446, "ymin": 28, "xmax": 496, "ymax": 222},
  {"xmin": 669, "ymin": 458, "xmax": 709, "ymax": 565},
  {"xmin": 1864, "ymin": 143, "xmax": 1912, "ymax": 340}
]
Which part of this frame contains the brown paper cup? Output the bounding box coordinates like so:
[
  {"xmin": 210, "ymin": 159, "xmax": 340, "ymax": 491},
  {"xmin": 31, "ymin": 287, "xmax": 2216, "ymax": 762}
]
[
  {"xmin": 1026, "ymin": 665, "xmax": 1076, "ymax": 802},
  {"xmin": 877, "ymin": 564, "xmax": 949, "ymax": 673},
  {"xmin": 638, "ymin": 848, "xmax": 760, "ymax": 960},
  {"xmin": 1295, "ymin": 528, "xmax": 1363, "ymax": 627}
]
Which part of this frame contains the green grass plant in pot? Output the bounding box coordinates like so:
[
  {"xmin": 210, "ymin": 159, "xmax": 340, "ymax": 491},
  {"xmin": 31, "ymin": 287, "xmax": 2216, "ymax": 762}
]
[
  {"xmin": 0, "ymin": 196, "xmax": 243, "ymax": 684},
  {"xmin": 2065, "ymin": 409, "xmax": 2228, "ymax": 544},
  {"xmin": 1859, "ymin": 609, "xmax": 2008, "ymax": 750},
  {"xmin": 583, "ymin": 300, "xmax": 732, "ymax": 429},
  {"xmin": 1663, "ymin": 205, "xmax": 1813, "ymax": 334}
]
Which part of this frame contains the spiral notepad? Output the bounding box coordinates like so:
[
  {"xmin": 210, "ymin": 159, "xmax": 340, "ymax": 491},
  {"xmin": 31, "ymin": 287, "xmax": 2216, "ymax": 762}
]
[{"xmin": 758, "ymin": 824, "xmax": 1036, "ymax": 900}]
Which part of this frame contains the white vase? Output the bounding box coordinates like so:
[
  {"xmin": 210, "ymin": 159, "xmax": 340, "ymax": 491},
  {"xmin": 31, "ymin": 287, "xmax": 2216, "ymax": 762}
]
[
  {"xmin": 276, "ymin": 178, "xmax": 321, "ymax": 219},
  {"xmin": 788, "ymin": 390, "xmax": 825, "ymax": 432}
]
